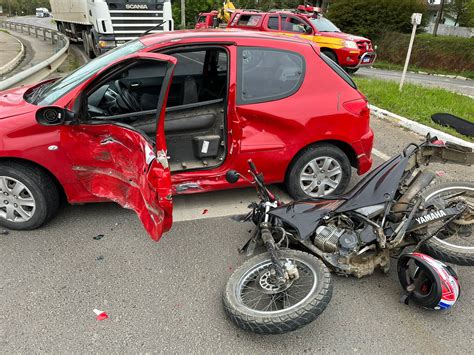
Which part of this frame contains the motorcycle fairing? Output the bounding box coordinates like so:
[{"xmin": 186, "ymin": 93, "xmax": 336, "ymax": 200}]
[
  {"xmin": 269, "ymin": 155, "xmax": 409, "ymax": 239},
  {"xmin": 268, "ymin": 199, "xmax": 344, "ymax": 240}
]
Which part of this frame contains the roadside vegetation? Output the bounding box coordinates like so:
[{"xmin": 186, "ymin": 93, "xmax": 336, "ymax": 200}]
[
  {"xmin": 354, "ymin": 77, "xmax": 474, "ymax": 142},
  {"xmin": 375, "ymin": 33, "xmax": 474, "ymax": 79}
]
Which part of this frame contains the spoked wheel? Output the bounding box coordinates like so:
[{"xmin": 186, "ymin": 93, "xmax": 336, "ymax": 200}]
[
  {"xmin": 419, "ymin": 181, "xmax": 474, "ymax": 266},
  {"xmin": 223, "ymin": 250, "xmax": 332, "ymax": 334}
]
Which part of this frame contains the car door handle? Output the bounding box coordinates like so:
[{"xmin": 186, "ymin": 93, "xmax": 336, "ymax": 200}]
[{"xmin": 130, "ymin": 82, "xmax": 141, "ymax": 88}]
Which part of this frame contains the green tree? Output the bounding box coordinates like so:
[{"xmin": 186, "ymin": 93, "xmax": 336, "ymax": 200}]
[
  {"xmin": 326, "ymin": 0, "xmax": 428, "ymax": 40},
  {"xmin": 448, "ymin": 0, "xmax": 474, "ymax": 27},
  {"xmin": 0, "ymin": 0, "xmax": 50, "ymax": 16}
]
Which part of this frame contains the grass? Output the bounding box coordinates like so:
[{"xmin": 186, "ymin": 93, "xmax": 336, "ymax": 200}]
[
  {"xmin": 354, "ymin": 77, "xmax": 474, "ymax": 142},
  {"xmin": 373, "ymin": 61, "xmax": 474, "ymax": 80}
]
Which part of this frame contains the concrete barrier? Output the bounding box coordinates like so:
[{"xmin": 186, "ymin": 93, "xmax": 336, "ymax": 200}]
[
  {"xmin": 0, "ymin": 31, "xmax": 25, "ymax": 76},
  {"xmin": 0, "ymin": 20, "xmax": 69, "ymax": 91}
]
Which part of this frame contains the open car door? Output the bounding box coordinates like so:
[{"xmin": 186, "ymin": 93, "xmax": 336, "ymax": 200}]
[{"xmin": 60, "ymin": 53, "xmax": 177, "ymax": 241}]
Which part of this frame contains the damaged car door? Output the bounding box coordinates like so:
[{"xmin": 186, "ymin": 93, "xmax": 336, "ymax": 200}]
[{"xmin": 57, "ymin": 53, "xmax": 176, "ymax": 240}]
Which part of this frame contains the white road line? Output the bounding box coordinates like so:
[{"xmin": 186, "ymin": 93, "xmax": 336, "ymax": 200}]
[{"xmin": 372, "ymin": 148, "xmax": 390, "ymax": 161}]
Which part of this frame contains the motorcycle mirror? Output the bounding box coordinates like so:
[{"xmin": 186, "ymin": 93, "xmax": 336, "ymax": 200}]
[
  {"xmin": 36, "ymin": 106, "xmax": 75, "ymax": 126},
  {"xmin": 225, "ymin": 170, "xmax": 240, "ymax": 184}
]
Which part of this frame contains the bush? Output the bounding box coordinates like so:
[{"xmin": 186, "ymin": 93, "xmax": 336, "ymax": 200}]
[
  {"xmin": 327, "ymin": 0, "xmax": 428, "ymax": 40},
  {"xmin": 377, "ymin": 32, "xmax": 474, "ymax": 73}
]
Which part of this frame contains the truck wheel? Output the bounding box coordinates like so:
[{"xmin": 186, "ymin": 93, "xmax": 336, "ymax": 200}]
[
  {"xmin": 345, "ymin": 68, "xmax": 359, "ymax": 75},
  {"xmin": 0, "ymin": 162, "xmax": 59, "ymax": 230},
  {"xmin": 321, "ymin": 50, "xmax": 338, "ymax": 64},
  {"xmin": 82, "ymin": 30, "xmax": 95, "ymax": 59},
  {"xmin": 286, "ymin": 144, "xmax": 351, "ymax": 199}
]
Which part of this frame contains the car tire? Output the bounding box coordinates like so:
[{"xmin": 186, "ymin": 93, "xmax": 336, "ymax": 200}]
[
  {"xmin": 0, "ymin": 162, "xmax": 59, "ymax": 230},
  {"xmin": 286, "ymin": 144, "xmax": 351, "ymax": 199},
  {"xmin": 345, "ymin": 68, "xmax": 359, "ymax": 75},
  {"xmin": 321, "ymin": 50, "xmax": 338, "ymax": 64}
]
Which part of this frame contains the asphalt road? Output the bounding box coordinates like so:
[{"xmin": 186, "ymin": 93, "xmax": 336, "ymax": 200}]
[
  {"xmin": 357, "ymin": 67, "xmax": 474, "ymax": 97},
  {"xmin": 1, "ymin": 116, "xmax": 473, "ymax": 353}
]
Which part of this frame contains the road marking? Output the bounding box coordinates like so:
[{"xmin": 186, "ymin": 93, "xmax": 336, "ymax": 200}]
[{"xmin": 372, "ymin": 148, "xmax": 390, "ymax": 161}]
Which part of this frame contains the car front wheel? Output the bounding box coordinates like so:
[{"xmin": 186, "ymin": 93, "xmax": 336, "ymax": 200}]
[
  {"xmin": 286, "ymin": 144, "xmax": 351, "ymax": 199},
  {"xmin": 0, "ymin": 162, "xmax": 59, "ymax": 230}
]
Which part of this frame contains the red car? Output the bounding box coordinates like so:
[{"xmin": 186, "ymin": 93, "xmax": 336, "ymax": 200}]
[{"xmin": 0, "ymin": 30, "xmax": 373, "ymax": 240}]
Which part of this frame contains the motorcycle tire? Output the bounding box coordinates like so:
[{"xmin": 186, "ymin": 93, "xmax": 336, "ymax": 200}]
[
  {"xmin": 419, "ymin": 181, "xmax": 474, "ymax": 266},
  {"xmin": 223, "ymin": 249, "xmax": 333, "ymax": 334}
]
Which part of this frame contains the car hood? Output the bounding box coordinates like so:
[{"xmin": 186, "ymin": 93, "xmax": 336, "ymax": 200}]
[
  {"xmin": 0, "ymin": 84, "xmax": 40, "ymax": 119},
  {"xmin": 319, "ymin": 31, "xmax": 370, "ymax": 42}
]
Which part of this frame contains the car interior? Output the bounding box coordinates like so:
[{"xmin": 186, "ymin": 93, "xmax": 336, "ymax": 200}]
[{"xmin": 86, "ymin": 46, "xmax": 229, "ymax": 172}]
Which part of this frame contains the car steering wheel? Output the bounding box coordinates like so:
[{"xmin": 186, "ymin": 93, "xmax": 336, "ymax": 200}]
[{"xmin": 115, "ymin": 80, "xmax": 141, "ymax": 112}]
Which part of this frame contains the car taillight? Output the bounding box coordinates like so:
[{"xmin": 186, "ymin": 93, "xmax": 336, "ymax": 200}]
[{"xmin": 343, "ymin": 98, "xmax": 370, "ymax": 119}]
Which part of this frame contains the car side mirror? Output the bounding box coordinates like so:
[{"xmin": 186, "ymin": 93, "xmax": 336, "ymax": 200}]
[
  {"xmin": 225, "ymin": 170, "xmax": 240, "ymax": 184},
  {"xmin": 36, "ymin": 106, "xmax": 75, "ymax": 126}
]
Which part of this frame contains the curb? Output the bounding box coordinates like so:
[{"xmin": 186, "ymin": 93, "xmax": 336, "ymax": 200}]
[
  {"xmin": 0, "ymin": 32, "xmax": 25, "ymax": 76},
  {"xmin": 369, "ymin": 105, "xmax": 474, "ymax": 149}
]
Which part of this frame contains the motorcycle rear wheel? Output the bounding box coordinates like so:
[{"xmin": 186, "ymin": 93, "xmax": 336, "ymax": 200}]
[
  {"xmin": 223, "ymin": 249, "xmax": 332, "ymax": 334},
  {"xmin": 420, "ymin": 181, "xmax": 474, "ymax": 266}
]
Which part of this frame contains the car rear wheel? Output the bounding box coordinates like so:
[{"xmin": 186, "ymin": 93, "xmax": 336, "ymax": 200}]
[
  {"xmin": 286, "ymin": 144, "xmax": 351, "ymax": 199},
  {"xmin": 0, "ymin": 162, "xmax": 59, "ymax": 230}
]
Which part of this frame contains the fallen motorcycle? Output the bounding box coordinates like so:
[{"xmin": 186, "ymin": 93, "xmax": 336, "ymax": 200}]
[{"xmin": 223, "ymin": 135, "xmax": 473, "ymax": 334}]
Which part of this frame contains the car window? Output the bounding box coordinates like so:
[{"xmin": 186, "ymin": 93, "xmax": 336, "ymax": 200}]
[
  {"xmin": 165, "ymin": 47, "xmax": 228, "ymax": 107},
  {"xmin": 237, "ymin": 14, "xmax": 262, "ymax": 27},
  {"xmin": 267, "ymin": 16, "xmax": 279, "ymax": 30},
  {"xmin": 197, "ymin": 16, "xmax": 206, "ymax": 23},
  {"xmin": 35, "ymin": 40, "xmax": 145, "ymax": 105},
  {"xmin": 309, "ymin": 16, "xmax": 341, "ymax": 32},
  {"xmin": 320, "ymin": 53, "xmax": 357, "ymax": 89},
  {"xmin": 282, "ymin": 16, "xmax": 312, "ymax": 34},
  {"xmin": 237, "ymin": 47, "xmax": 305, "ymax": 105}
]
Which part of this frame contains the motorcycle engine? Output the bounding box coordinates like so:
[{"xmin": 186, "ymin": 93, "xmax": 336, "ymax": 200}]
[{"xmin": 314, "ymin": 224, "xmax": 359, "ymax": 254}]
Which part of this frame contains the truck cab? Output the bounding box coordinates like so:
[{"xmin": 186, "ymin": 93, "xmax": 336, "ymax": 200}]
[
  {"xmin": 195, "ymin": 11, "xmax": 219, "ymax": 29},
  {"xmin": 228, "ymin": 10, "xmax": 376, "ymax": 73}
]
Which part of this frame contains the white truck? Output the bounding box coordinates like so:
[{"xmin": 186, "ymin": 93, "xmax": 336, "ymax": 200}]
[{"xmin": 50, "ymin": 0, "xmax": 173, "ymax": 58}]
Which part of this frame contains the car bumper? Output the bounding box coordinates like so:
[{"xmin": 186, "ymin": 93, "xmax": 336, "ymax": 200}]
[
  {"xmin": 354, "ymin": 129, "xmax": 374, "ymax": 175},
  {"xmin": 338, "ymin": 49, "xmax": 377, "ymax": 68}
]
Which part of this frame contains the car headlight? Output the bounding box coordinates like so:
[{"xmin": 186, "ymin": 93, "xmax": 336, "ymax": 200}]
[{"xmin": 344, "ymin": 40, "xmax": 359, "ymax": 49}]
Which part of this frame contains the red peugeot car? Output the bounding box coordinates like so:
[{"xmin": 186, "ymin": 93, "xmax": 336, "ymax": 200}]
[{"xmin": 0, "ymin": 30, "xmax": 373, "ymax": 240}]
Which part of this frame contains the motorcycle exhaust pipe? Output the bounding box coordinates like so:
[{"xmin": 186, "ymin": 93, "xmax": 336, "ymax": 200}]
[{"xmin": 391, "ymin": 170, "xmax": 436, "ymax": 221}]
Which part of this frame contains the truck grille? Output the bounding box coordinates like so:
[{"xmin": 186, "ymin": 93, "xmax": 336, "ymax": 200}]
[
  {"xmin": 109, "ymin": 10, "xmax": 166, "ymax": 42},
  {"xmin": 356, "ymin": 40, "xmax": 373, "ymax": 53}
]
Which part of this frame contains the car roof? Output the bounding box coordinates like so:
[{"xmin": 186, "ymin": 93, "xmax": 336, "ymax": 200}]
[{"xmin": 139, "ymin": 28, "xmax": 311, "ymax": 47}]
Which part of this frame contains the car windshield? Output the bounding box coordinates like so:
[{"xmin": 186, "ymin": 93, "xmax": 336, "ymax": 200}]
[
  {"xmin": 309, "ymin": 16, "xmax": 340, "ymax": 32},
  {"xmin": 34, "ymin": 40, "xmax": 146, "ymax": 105}
]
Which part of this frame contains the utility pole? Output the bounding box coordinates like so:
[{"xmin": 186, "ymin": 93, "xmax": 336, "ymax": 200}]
[
  {"xmin": 181, "ymin": 0, "xmax": 186, "ymax": 28},
  {"xmin": 400, "ymin": 13, "xmax": 422, "ymax": 92},
  {"xmin": 433, "ymin": 0, "xmax": 446, "ymax": 36}
]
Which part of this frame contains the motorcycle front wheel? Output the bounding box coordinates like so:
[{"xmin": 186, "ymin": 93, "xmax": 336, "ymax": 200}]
[
  {"xmin": 223, "ymin": 250, "xmax": 333, "ymax": 334},
  {"xmin": 420, "ymin": 181, "xmax": 474, "ymax": 266}
]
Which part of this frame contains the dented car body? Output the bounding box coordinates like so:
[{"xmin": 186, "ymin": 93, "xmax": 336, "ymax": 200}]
[{"xmin": 0, "ymin": 30, "xmax": 373, "ymax": 240}]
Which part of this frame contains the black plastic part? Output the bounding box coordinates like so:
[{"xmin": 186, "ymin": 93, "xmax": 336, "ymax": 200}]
[
  {"xmin": 431, "ymin": 113, "xmax": 474, "ymax": 137},
  {"xmin": 193, "ymin": 135, "xmax": 220, "ymax": 158}
]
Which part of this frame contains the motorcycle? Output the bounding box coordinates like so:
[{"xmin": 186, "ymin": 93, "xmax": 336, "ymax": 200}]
[{"xmin": 222, "ymin": 135, "xmax": 473, "ymax": 334}]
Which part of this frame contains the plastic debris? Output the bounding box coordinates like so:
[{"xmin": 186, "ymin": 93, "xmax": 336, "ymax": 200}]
[
  {"xmin": 0, "ymin": 230, "xmax": 9, "ymax": 235},
  {"xmin": 93, "ymin": 234, "xmax": 104, "ymax": 240},
  {"xmin": 93, "ymin": 309, "xmax": 109, "ymax": 321},
  {"xmin": 202, "ymin": 209, "xmax": 208, "ymax": 215},
  {"xmin": 436, "ymin": 171, "xmax": 446, "ymax": 177}
]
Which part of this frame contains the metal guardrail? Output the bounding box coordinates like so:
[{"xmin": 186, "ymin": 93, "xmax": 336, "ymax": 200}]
[{"xmin": 0, "ymin": 20, "xmax": 70, "ymax": 91}]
